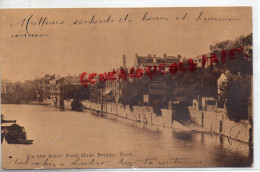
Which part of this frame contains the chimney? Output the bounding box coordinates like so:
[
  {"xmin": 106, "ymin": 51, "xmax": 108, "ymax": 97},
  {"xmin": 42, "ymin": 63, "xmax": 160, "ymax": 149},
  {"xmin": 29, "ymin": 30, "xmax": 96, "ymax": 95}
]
[
  {"xmin": 177, "ymin": 54, "xmax": 182, "ymax": 60},
  {"xmin": 210, "ymin": 45, "xmax": 213, "ymax": 53},
  {"xmin": 123, "ymin": 54, "xmax": 126, "ymax": 69},
  {"xmin": 153, "ymin": 54, "xmax": 157, "ymax": 63}
]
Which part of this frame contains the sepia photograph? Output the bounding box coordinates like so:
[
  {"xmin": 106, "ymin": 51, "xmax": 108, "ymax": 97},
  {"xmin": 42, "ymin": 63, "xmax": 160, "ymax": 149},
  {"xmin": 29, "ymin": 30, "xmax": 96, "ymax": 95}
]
[{"xmin": 0, "ymin": 7, "xmax": 253, "ymax": 169}]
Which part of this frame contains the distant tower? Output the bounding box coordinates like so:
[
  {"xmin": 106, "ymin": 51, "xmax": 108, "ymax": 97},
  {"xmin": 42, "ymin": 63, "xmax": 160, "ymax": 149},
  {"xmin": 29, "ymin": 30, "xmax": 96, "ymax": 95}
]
[
  {"xmin": 210, "ymin": 45, "xmax": 213, "ymax": 53},
  {"xmin": 123, "ymin": 54, "xmax": 126, "ymax": 69}
]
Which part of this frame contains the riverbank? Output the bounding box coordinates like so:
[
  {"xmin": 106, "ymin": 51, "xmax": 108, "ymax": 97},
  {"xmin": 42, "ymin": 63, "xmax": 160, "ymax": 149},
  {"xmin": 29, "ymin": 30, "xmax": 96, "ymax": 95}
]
[
  {"xmin": 1, "ymin": 104, "xmax": 252, "ymax": 168},
  {"xmin": 80, "ymin": 100, "xmax": 251, "ymax": 144},
  {"xmin": 6, "ymin": 100, "xmax": 251, "ymax": 144}
]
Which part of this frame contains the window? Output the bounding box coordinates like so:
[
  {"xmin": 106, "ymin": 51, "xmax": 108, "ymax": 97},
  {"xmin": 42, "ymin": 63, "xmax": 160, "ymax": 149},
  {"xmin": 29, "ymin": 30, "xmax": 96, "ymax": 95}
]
[{"xmin": 207, "ymin": 100, "xmax": 215, "ymax": 105}]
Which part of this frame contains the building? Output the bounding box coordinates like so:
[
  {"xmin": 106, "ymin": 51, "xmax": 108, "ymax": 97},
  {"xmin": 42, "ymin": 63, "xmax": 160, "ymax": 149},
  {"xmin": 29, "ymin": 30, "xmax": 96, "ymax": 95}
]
[
  {"xmin": 49, "ymin": 77, "xmax": 66, "ymax": 108},
  {"xmin": 1, "ymin": 80, "xmax": 21, "ymax": 103},
  {"xmin": 191, "ymin": 52, "xmax": 216, "ymax": 68},
  {"xmin": 134, "ymin": 53, "xmax": 180, "ymax": 71},
  {"xmin": 64, "ymin": 74, "xmax": 82, "ymax": 85},
  {"xmin": 1, "ymin": 80, "xmax": 14, "ymax": 94},
  {"xmin": 104, "ymin": 68, "xmax": 124, "ymax": 103},
  {"xmin": 39, "ymin": 74, "xmax": 55, "ymax": 99},
  {"xmin": 217, "ymin": 72, "xmax": 230, "ymax": 96},
  {"xmin": 89, "ymin": 74, "xmax": 102, "ymax": 103},
  {"xmin": 103, "ymin": 55, "xmax": 131, "ymax": 104}
]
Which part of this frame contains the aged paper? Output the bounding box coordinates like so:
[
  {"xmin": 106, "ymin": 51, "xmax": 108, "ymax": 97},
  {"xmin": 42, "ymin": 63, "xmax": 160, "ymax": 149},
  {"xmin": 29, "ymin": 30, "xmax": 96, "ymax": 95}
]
[{"xmin": 0, "ymin": 7, "xmax": 253, "ymax": 169}]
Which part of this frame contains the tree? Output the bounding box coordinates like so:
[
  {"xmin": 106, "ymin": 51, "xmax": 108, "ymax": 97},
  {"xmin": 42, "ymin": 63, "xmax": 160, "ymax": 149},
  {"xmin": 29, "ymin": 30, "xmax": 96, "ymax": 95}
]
[
  {"xmin": 119, "ymin": 78, "xmax": 145, "ymax": 108},
  {"xmin": 17, "ymin": 80, "xmax": 40, "ymax": 103},
  {"xmin": 212, "ymin": 33, "xmax": 252, "ymax": 75},
  {"xmin": 225, "ymin": 77, "xmax": 251, "ymax": 122},
  {"xmin": 64, "ymin": 84, "xmax": 90, "ymax": 100},
  {"xmin": 151, "ymin": 95, "xmax": 168, "ymax": 116}
]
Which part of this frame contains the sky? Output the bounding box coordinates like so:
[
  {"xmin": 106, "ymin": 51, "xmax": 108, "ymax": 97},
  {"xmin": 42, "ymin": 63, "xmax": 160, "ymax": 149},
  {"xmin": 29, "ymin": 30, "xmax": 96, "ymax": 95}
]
[{"xmin": 0, "ymin": 7, "xmax": 252, "ymax": 82}]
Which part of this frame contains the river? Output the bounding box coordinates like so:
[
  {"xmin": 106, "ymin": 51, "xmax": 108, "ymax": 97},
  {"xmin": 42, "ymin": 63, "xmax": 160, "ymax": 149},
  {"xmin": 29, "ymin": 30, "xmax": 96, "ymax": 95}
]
[{"xmin": 1, "ymin": 104, "xmax": 252, "ymax": 169}]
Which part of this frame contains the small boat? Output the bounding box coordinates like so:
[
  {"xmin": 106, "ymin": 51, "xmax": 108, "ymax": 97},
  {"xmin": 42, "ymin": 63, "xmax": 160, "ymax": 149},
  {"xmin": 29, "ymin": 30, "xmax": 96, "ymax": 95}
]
[
  {"xmin": 1, "ymin": 114, "xmax": 33, "ymax": 145},
  {"xmin": 1, "ymin": 114, "xmax": 16, "ymax": 124},
  {"xmin": 3, "ymin": 124, "xmax": 33, "ymax": 145},
  {"xmin": 72, "ymin": 107, "xmax": 84, "ymax": 111}
]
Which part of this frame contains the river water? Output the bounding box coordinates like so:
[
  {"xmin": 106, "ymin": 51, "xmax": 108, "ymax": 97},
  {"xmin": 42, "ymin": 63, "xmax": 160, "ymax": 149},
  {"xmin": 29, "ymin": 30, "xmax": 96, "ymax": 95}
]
[{"xmin": 1, "ymin": 104, "xmax": 252, "ymax": 169}]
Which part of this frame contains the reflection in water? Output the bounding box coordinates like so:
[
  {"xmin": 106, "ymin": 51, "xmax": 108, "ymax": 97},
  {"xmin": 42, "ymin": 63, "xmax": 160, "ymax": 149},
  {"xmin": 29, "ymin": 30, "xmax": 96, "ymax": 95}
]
[
  {"xmin": 212, "ymin": 144, "xmax": 252, "ymax": 167},
  {"xmin": 1, "ymin": 104, "xmax": 253, "ymax": 168},
  {"xmin": 173, "ymin": 130, "xmax": 252, "ymax": 167},
  {"xmin": 201, "ymin": 133, "xmax": 205, "ymax": 144},
  {"xmin": 219, "ymin": 135, "xmax": 224, "ymax": 147},
  {"xmin": 174, "ymin": 131, "xmax": 193, "ymax": 142}
]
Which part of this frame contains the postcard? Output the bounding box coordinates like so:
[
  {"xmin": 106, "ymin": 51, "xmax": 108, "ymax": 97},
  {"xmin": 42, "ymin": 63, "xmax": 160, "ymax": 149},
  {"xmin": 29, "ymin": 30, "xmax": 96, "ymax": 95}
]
[{"xmin": 0, "ymin": 7, "xmax": 253, "ymax": 169}]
